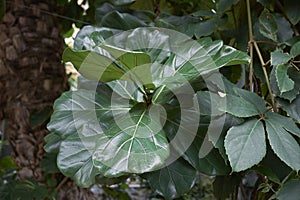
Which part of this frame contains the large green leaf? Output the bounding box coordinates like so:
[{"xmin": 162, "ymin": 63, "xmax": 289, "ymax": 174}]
[
  {"xmin": 225, "ymin": 119, "xmax": 266, "ymax": 172},
  {"xmin": 275, "ymin": 64, "xmax": 294, "ymax": 93},
  {"xmin": 276, "ymin": 180, "xmax": 300, "ymax": 200},
  {"xmin": 93, "ymin": 104, "xmax": 170, "ymax": 175},
  {"xmin": 144, "ymin": 158, "xmax": 197, "ymax": 200},
  {"xmin": 57, "ymin": 134, "xmax": 100, "ymax": 187},
  {"xmin": 265, "ymin": 112, "xmax": 300, "ymax": 171},
  {"xmin": 63, "ymin": 46, "xmax": 152, "ymax": 86},
  {"xmin": 100, "ymin": 44, "xmax": 153, "ymax": 87},
  {"xmin": 152, "ymin": 37, "xmax": 250, "ymax": 104},
  {"xmin": 259, "ymin": 9, "xmax": 278, "ymax": 41},
  {"xmin": 62, "ymin": 48, "xmax": 127, "ymax": 82}
]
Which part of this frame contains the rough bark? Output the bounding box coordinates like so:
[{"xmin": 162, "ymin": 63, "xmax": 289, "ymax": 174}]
[{"xmin": 0, "ymin": 0, "xmax": 93, "ymax": 199}]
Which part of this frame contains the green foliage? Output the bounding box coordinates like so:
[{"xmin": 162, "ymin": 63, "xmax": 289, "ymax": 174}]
[{"xmin": 42, "ymin": 0, "xmax": 300, "ymax": 199}]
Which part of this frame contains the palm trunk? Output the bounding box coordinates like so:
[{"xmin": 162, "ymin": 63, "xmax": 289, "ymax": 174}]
[{"xmin": 0, "ymin": 0, "xmax": 92, "ymax": 199}]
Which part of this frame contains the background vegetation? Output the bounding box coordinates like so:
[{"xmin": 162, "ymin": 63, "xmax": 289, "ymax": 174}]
[{"xmin": 0, "ymin": 0, "xmax": 300, "ymax": 199}]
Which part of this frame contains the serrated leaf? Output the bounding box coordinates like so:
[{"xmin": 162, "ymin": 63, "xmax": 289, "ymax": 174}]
[
  {"xmin": 259, "ymin": 9, "xmax": 278, "ymax": 41},
  {"xmin": 93, "ymin": 104, "xmax": 169, "ymax": 175},
  {"xmin": 276, "ymin": 180, "xmax": 300, "ymax": 200},
  {"xmin": 265, "ymin": 112, "xmax": 300, "ymax": 171},
  {"xmin": 144, "ymin": 158, "xmax": 196, "ymax": 200},
  {"xmin": 264, "ymin": 112, "xmax": 300, "ymax": 138},
  {"xmin": 277, "ymin": 95, "xmax": 300, "ymax": 123},
  {"xmin": 225, "ymin": 119, "xmax": 266, "ymax": 172},
  {"xmin": 275, "ymin": 64, "xmax": 294, "ymax": 93},
  {"xmin": 270, "ymin": 66, "xmax": 299, "ymax": 101},
  {"xmin": 290, "ymin": 41, "xmax": 300, "ymax": 58},
  {"xmin": 218, "ymin": 88, "xmax": 266, "ymax": 117},
  {"xmin": 271, "ymin": 51, "xmax": 291, "ymax": 66}
]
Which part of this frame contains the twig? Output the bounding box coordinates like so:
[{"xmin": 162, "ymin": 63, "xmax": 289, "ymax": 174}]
[
  {"xmin": 253, "ymin": 42, "xmax": 277, "ymax": 112},
  {"xmin": 246, "ymin": 0, "xmax": 254, "ymax": 92},
  {"xmin": 56, "ymin": 176, "xmax": 69, "ymax": 191}
]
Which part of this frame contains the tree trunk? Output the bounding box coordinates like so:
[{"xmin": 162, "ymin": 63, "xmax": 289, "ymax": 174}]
[{"xmin": 0, "ymin": 0, "xmax": 93, "ymax": 199}]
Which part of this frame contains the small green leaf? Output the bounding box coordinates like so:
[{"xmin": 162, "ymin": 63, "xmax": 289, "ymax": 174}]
[
  {"xmin": 277, "ymin": 95, "xmax": 300, "ymax": 123},
  {"xmin": 275, "ymin": 64, "xmax": 294, "ymax": 93},
  {"xmin": 259, "ymin": 9, "xmax": 278, "ymax": 41},
  {"xmin": 144, "ymin": 158, "xmax": 196, "ymax": 200},
  {"xmin": 265, "ymin": 112, "xmax": 300, "ymax": 171},
  {"xmin": 271, "ymin": 51, "xmax": 291, "ymax": 66},
  {"xmin": 276, "ymin": 180, "xmax": 300, "ymax": 200},
  {"xmin": 290, "ymin": 41, "xmax": 300, "ymax": 58},
  {"xmin": 225, "ymin": 119, "xmax": 266, "ymax": 172},
  {"xmin": 270, "ymin": 66, "xmax": 299, "ymax": 102}
]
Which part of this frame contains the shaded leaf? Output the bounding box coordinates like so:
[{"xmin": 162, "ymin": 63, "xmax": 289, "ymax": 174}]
[
  {"xmin": 265, "ymin": 112, "xmax": 300, "ymax": 171},
  {"xmin": 217, "ymin": 0, "xmax": 240, "ymax": 13},
  {"xmin": 270, "ymin": 66, "xmax": 299, "ymax": 102},
  {"xmin": 213, "ymin": 175, "xmax": 241, "ymax": 200},
  {"xmin": 275, "ymin": 64, "xmax": 294, "ymax": 93},
  {"xmin": 144, "ymin": 158, "xmax": 196, "ymax": 200},
  {"xmin": 259, "ymin": 9, "xmax": 278, "ymax": 41},
  {"xmin": 277, "ymin": 95, "xmax": 300, "ymax": 123},
  {"xmin": 225, "ymin": 119, "xmax": 266, "ymax": 172},
  {"xmin": 290, "ymin": 41, "xmax": 300, "ymax": 58},
  {"xmin": 283, "ymin": 0, "xmax": 300, "ymax": 25},
  {"xmin": 277, "ymin": 180, "xmax": 300, "ymax": 200},
  {"xmin": 100, "ymin": 11, "xmax": 147, "ymax": 30}
]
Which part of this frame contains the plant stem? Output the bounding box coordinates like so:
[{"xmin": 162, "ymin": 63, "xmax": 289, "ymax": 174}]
[
  {"xmin": 56, "ymin": 176, "xmax": 69, "ymax": 191},
  {"xmin": 246, "ymin": 0, "xmax": 254, "ymax": 92},
  {"xmin": 253, "ymin": 42, "xmax": 277, "ymax": 112}
]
